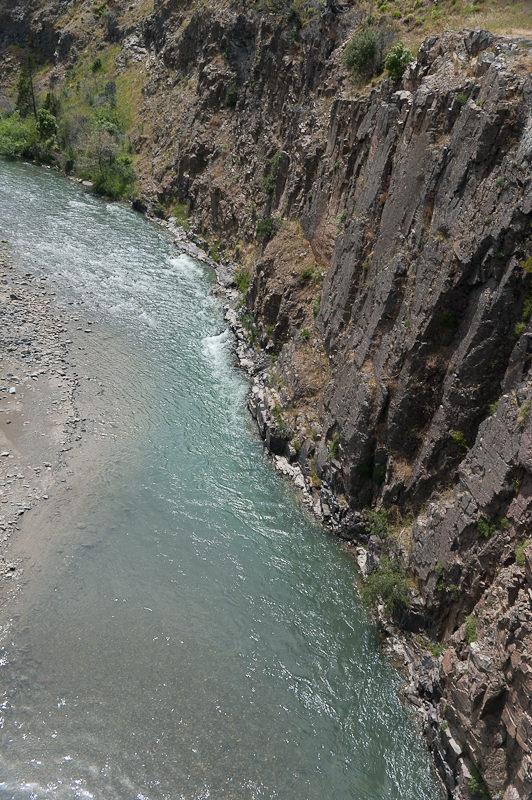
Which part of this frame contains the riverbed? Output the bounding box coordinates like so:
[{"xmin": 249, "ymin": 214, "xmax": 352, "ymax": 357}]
[{"xmin": 0, "ymin": 159, "xmax": 442, "ymax": 800}]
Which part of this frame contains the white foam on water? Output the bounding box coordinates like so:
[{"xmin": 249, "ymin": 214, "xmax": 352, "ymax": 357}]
[
  {"xmin": 201, "ymin": 328, "xmax": 231, "ymax": 368},
  {"xmin": 168, "ymin": 254, "xmax": 206, "ymax": 279}
]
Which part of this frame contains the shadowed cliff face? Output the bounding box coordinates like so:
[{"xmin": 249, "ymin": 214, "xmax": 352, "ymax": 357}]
[
  {"xmin": 313, "ymin": 34, "xmax": 532, "ymax": 515},
  {"xmin": 1, "ymin": 2, "xmax": 532, "ymax": 798}
]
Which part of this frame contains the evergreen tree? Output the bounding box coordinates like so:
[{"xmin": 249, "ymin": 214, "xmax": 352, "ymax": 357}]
[{"xmin": 16, "ymin": 56, "xmax": 37, "ymax": 120}]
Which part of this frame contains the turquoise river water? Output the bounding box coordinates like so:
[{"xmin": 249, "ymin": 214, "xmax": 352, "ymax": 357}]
[{"xmin": 0, "ymin": 160, "xmax": 442, "ymax": 800}]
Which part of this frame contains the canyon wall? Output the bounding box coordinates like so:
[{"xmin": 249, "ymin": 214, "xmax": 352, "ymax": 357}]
[{"xmin": 1, "ymin": 2, "xmax": 532, "ymax": 798}]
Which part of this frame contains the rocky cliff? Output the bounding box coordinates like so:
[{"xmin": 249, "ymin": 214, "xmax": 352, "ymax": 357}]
[{"xmin": 1, "ymin": 1, "xmax": 532, "ymax": 798}]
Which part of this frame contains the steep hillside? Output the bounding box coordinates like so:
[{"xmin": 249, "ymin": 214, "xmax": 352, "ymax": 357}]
[{"xmin": 1, "ymin": 1, "xmax": 532, "ymax": 798}]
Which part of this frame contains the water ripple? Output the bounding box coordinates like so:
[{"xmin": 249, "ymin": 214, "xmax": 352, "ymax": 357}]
[{"xmin": 0, "ymin": 159, "xmax": 442, "ymax": 800}]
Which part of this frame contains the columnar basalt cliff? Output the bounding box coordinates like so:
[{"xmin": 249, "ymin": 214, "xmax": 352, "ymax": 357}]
[{"xmin": 1, "ymin": 1, "xmax": 532, "ymax": 797}]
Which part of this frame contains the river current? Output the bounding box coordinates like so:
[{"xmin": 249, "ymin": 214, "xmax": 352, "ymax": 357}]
[{"xmin": 0, "ymin": 160, "xmax": 442, "ymax": 800}]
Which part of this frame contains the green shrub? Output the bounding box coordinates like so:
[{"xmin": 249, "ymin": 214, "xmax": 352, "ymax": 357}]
[
  {"xmin": 301, "ymin": 266, "xmax": 323, "ymax": 284},
  {"xmin": 451, "ymin": 430, "xmax": 468, "ymax": 450},
  {"xmin": 300, "ymin": 328, "xmax": 311, "ymax": 341},
  {"xmin": 226, "ymin": 85, "xmax": 238, "ymax": 107},
  {"xmin": 489, "ymin": 399, "xmax": 499, "ymax": 415},
  {"xmin": 522, "ymin": 290, "xmax": 532, "ymax": 325},
  {"xmin": 312, "ymin": 293, "xmax": 321, "ymax": 319},
  {"xmin": 91, "ymin": 56, "xmax": 103, "ymax": 73},
  {"xmin": 262, "ymin": 172, "xmax": 276, "ymax": 194},
  {"xmin": 342, "ymin": 27, "xmax": 384, "ymax": 77},
  {"xmin": 0, "ymin": 111, "xmax": 37, "ymax": 156},
  {"xmin": 92, "ymin": 153, "xmax": 134, "ymax": 198},
  {"xmin": 477, "ymin": 518, "xmax": 496, "ymax": 540},
  {"xmin": 256, "ymin": 218, "xmax": 276, "ymax": 238},
  {"xmin": 234, "ymin": 266, "xmax": 252, "ymax": 293},
  {"xmin": 36, "ymin": 106, "xmax": 58, "ymax": 146},
  {"xmin": 364, "ymin": 506, "xmax": 389, "ymax": 538},
  {"xmin": 336, "ymin": 208, "xmax": 348, "ymax": 232},
  {"xmin": 152, "ymin": 202, "xmax": 167, "ymax": 219},
  {"xmin": 477, "ymin": 516, "xmax": 504, "ymax": 540},
  {"xmin": 515, "ymin": 539, "xmax": 531, "ymax": 568},
  {"xmin": 519, "ymin": 399, "xmax": 531, "ymax": 427},
  {"xmin": 384, "ymin": 41, "xmax": 413, "ymax": 81},
  {"xmin": 309, "ymin": 457, "xmax": 321, "ymax": 488},
  {"xmin": 441, "ymin": 313, "xmax": 455, "ymax": 328},
  {"xmin": 496, "ymin": 176, "xmax": 505, "ymax": 188},
  {"xmin": 285, "ymin": 3, "xmax": 302, "ymax": 28},
  {"xmin": 293, "ymin": 439, "xmax": 301, "ymax": 455},
  {"xmin": 357, "ymin": 463, "xmax": 372, "ymax": 478},
  {"xmin": 93, "ymin": 1, "xmax": 108, "ymax": 17},
  {"xmin": 262, "ymin": 150, "xmax": 280, "ymax": 195},
  {"xmin": 456, "ymin": 92, "xmax": 468, "ymax": 106},
  {"xmin": 468, "ymin": 765, "xmax": 490, "ymax": 799},
  {"xmin": 520, "ymin": 256, "xmax": 532, "ymax": 273},
  {"xmin": 435, "ymin": 560, "xmax": 445, "ymax": 591},
  {"xmin": 169, "ymin": 200, "xmax": 189, "ymax": 229},
  {"xmin": 241, "ymin": 311, "xmax": 259, "ymax": 342},
  {"xmin": 361, "ymin": 553, "xmax": 409, "ymax": 613},
  {"xmin": 374, "ymin": 464, "xmax": 386, "ymax": 485},
  {"xmin": 329, "ymin": 432, "xmax": 340, "ymax": 459},
  {"xmin": 288, "ymin": 25, "xmax": 299, "ymax": 48},
  {"xmin": 515, "ymin": 321, "xmax": 526, "ymax": 339},
  {"xmin": 465, "ymin": 615, "xmax": 477, "ymax": 644},
  {"xmin": 94, "ymin": 107, "xmax": 123, "ymax": 135},
  {"xmin": 273, "ymin": 403, "xmax": 288, "ymax": 433}
]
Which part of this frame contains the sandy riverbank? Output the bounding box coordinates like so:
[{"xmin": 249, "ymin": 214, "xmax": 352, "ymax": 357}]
[{"xmin": 0, "ymin": 231, "xmax": 109, "ymax": 611}]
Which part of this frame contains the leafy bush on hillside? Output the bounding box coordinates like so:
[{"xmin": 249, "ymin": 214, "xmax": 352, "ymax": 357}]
[
  {"xmin": 0, "ymin": 112, "xmax": 37, "ymax": 157},
  {"xmin": 361, "ymin": 553, "xmax": 409, "ymax": 612},
  {"xmin": 385, "ymin": 41, "xmax": 413, "ymax": 81},
  {"xmin": 343, "ymin": 27, "xmax": 384, "ymax": 77}
]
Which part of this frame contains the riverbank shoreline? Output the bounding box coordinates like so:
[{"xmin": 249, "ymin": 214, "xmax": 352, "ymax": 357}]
[
  {"xmin": 127, "ymin": 194, "xmax": 453, "ymax": 800},
  {"xmin": 198, "ymin": 263, "xmax": 453, "ymax": 800},
  {"xmin": 0, "ymin": 222, "xmax": 115, "ymax": 619},
  {"xmin": 0, "ymin": 234, "xmax": 75, "ymax": 598},
  {"xmin": 0, "ymin": 164, "xmax": 448, "ymax": 797}
]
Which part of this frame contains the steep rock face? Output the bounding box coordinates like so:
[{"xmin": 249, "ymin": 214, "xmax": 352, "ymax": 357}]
[
  {"xmin": 407, "ymin": 327, "xmax": 532, "ymax": 799},
  {"xmin": 442, "ymin": 564, "xmax": 532, "ymax": 799},
  {"xmin": 2, "ymin": 3, "xmax": 532, "ymax": 798},
  {"xmin": 311, "ymin": 33, "xmax": 532, "ymax": 515},
  {"xmin": 0, "ymin": 0, "xmax": 68, "ymax": 61}
]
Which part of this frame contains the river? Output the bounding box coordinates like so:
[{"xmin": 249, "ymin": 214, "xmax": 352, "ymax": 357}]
[{"xmin": 0, "ymin": 160, "xmax": 442, "ymax": 800}]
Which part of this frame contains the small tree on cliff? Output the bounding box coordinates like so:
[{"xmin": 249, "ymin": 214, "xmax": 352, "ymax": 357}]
[{"xmin": 16, "ymin": 56, "xmax": 38, "ymax": 121}]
